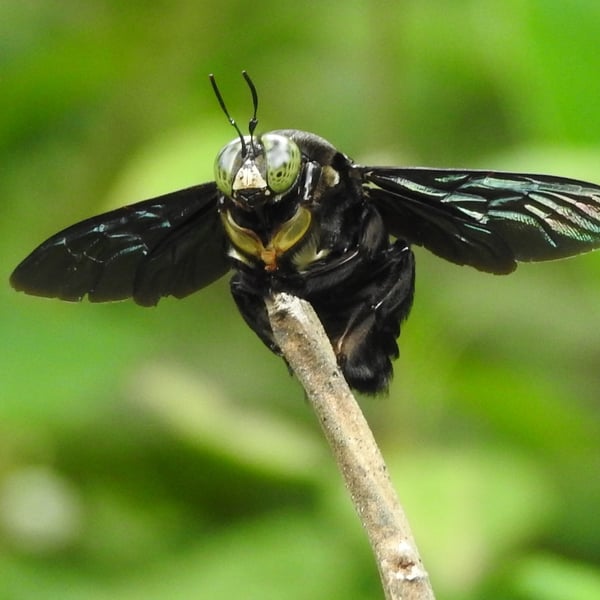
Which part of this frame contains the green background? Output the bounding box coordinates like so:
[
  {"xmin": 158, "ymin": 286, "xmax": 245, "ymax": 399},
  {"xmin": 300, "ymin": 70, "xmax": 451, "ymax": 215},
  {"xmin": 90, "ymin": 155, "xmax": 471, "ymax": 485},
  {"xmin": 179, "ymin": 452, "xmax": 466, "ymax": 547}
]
[{"xmin": 2, "ymin": 1, "xmax": 600, "ymax": 598}]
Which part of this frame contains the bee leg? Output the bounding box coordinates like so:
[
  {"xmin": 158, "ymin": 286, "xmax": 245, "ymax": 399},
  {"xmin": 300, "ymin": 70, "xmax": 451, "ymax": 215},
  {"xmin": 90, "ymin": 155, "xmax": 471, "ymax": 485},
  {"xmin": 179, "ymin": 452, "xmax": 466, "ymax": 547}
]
[
  {"xmin": 329, "ymin": 243, "xmax": 415, "ymax": 394},
  {"xmin": 230, "ymin": 272, "xmax": 280, "ymax": 355}
]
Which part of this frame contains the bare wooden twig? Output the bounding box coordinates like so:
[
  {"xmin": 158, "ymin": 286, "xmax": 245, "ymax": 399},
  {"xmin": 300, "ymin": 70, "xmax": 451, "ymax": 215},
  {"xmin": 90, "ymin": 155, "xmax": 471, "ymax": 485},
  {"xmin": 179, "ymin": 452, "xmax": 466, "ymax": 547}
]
[{"xmin": 265, "ymin": 292, "xmax": 435, "ymax": 600}]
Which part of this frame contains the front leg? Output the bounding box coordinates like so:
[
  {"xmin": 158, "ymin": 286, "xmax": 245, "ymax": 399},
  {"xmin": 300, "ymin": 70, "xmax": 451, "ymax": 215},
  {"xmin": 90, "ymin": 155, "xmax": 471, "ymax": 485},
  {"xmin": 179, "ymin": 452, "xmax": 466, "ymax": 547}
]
[{"xmin": 230, "ymin": 272, "xmax": 280, "ymax": 355}]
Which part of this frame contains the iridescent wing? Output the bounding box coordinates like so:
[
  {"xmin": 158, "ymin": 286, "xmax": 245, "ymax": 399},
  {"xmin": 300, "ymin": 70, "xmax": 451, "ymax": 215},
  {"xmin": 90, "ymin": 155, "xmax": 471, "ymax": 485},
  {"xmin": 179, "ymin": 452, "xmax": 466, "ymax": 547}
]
[
  {"xmin": 363, "ymin": 167, "xmax": 600, "ymax": 273},
  {"xmin": 10, "ymin": 183, "xmax": 229, "ymax": 306}
]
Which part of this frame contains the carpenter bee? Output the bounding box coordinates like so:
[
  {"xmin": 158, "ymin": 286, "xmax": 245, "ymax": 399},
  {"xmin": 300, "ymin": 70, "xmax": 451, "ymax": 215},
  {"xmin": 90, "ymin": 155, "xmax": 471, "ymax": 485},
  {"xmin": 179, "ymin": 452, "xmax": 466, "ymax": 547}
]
[{"xmin": 10, "ymin": 72, "xmax": 600, "ymax": 393}]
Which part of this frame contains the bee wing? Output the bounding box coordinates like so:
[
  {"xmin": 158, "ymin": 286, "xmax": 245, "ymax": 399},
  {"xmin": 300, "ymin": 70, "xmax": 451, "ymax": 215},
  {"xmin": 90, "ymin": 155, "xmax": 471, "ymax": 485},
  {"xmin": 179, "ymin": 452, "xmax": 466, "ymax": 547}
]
[
  {"xmin": 363, "ymin": 167, "xmax": 600, "ymax": 273},
  {"xmin": 10, "ymin": 183, "xmax": 229, "ymax": 306}
]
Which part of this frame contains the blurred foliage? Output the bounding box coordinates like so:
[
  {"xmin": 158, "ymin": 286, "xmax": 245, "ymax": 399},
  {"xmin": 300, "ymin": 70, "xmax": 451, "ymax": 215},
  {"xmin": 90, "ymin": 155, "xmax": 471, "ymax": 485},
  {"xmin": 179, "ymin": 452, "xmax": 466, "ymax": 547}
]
[{"xmin": 1, "ymin": 1, "xmax": 600, "ymax": 599}]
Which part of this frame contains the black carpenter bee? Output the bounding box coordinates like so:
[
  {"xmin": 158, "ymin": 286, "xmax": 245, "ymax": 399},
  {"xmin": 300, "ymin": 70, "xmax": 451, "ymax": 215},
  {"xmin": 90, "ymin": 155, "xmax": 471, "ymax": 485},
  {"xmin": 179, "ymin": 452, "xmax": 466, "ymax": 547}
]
[{"xmin": 10, "ymin": 72, "xmax": 600, "ymax": 393}]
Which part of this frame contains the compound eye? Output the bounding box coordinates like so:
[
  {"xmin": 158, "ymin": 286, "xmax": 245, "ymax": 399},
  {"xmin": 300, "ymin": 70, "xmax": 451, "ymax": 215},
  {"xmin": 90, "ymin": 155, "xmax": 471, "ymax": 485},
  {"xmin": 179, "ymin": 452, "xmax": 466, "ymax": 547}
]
[
  {"xmin": 262, "ymin": 134, "xmax": 301, "ymax": 194},
  {"xmin": 214, "ymin": 139, "xmax": 244, "ymax": 196}
]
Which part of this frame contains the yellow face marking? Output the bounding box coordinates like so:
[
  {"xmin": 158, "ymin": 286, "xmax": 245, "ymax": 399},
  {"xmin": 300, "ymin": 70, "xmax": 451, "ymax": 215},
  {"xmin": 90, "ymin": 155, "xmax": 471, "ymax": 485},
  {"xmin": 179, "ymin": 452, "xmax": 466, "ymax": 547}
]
[{"xmin": 232, "ymin": 162, "xmax": 268, "ymax": 193}]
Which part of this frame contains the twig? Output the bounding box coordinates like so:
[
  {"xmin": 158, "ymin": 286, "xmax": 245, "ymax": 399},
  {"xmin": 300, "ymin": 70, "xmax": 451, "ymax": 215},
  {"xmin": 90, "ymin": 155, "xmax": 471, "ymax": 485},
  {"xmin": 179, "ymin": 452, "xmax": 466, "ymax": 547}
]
[{"xmin": 265, "ymin": 292, "xmax": 435, "ymax": 600}]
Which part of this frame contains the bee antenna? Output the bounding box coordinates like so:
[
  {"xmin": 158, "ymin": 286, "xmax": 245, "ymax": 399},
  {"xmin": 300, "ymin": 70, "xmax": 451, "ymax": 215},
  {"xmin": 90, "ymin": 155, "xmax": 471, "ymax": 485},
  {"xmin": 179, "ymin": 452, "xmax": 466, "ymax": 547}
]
[
  {"xmin": 242, "ymin": 70, "xmax": 259, "ymax": 151},
  {"xmin": 209, "ymin": 73, "xmax": 247, "ymax": 156}
]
